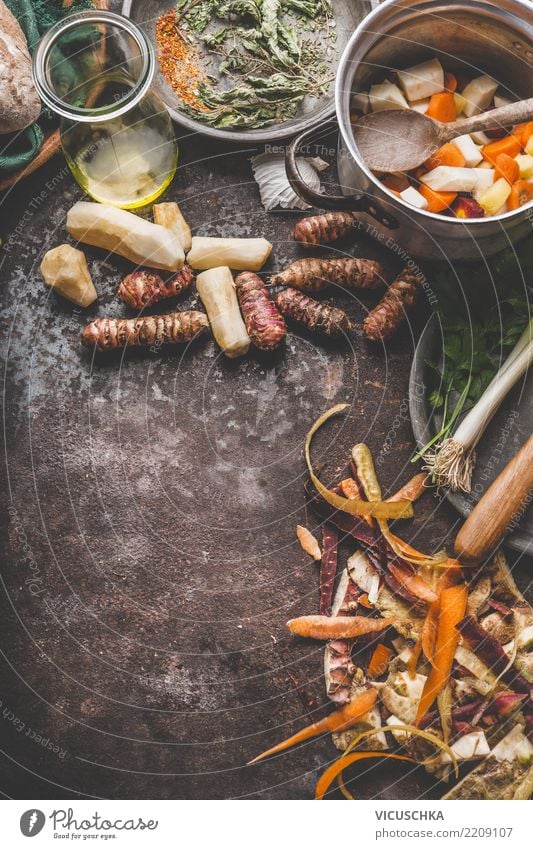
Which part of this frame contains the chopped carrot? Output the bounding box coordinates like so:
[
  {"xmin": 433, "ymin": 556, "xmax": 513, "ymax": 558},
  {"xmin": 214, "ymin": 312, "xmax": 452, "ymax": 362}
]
[
  {"xmin": 443, "ymin": 71, "xmax": 458, "ymax": 92},
  {"xmin": 416, "ymin": 584, "xmax": 468, "ymax": 722},
  {"xmin": 358, "ymin": 593, "xmax": 375, "ymax": 609},
  {"xmin": 508, "ymin": 179, "xmax": 533, "ymax": 210},
  {"xmin": 419, "ymin": 185, "xmax": 457, "ymax": 213},
  {"xmin": 425, "ymin": 142, "xmax": 465, "ymax": 170},
  {"xmin": 494, "ymin": 152, "xmax": 520, "ymax": 184},
  {"xmin": 249, "ymin": 688, "xmax": 378, "ymax": 764},
  {"xmin": 315, "ymin": 751, "xmax": 413, "ymax": 799},
  {"xmin": 388, "ymin": 562, "xmax": 438, "ymax": 604},
  {"xmin": 386, "ymin": 473, "xmax": 427, "ymax": 503},
  {"xmin": 382, "ymin": 173, "xmax": 409, "ymax": 192},
  {"xmin": 513, "ymin": 121, "xmax": 533, "ymax": 147},
  {"xmin": 287, "ymin": 614, "xmax": 393, "ymax": 640},
  {"xmin": 426, "ymin": 91, "xmax": 457, "ymax": 123},
  {"xmin": 368, "ymin": 643, "xmax": 393, "ymax": 678},
  {"xmin": 482, "ymin": 134, "xmax": 521, "ymax": 166}
]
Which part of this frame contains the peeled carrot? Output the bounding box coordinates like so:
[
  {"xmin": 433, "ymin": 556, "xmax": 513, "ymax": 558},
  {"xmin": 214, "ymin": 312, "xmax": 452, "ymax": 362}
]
[
  {"xmin": 425, "ymin": 142, "xmax": 465, "ymax": 170},
  {"xmin": 443, "ymin": 71, "xmax": 458, "ymax": 93},
  {"xmin": 367, "ymin": 643, "xmax": 393, "ymax": 677},
  {"xmin": 513, "ymin": 121, "xmax": 533, "ymax": 147},
  {"xmin": 482, "ymin": 135, "xmax": 521, "ymax": 165},
  {"xmin": 494, "ymin": 152, "xmax": 520, "ymax": 184},
  {"xmin": 287, "ymin": 614, "xmax": 393, "ymax": 640},
  {"xmin": 416, "ymin": 584, "xmax": 468, "ymax": 722},
  {"xmin": 315, "ymin": 751, "xmax": 413, "ymax": 799},
  {"xmin": 508, "ymin": 179, "xmax": 533, "ymax": 210},
  {"xmin": 249, "ymin": 688, "xmax": 378, "ymax": 764},
  {"xmin": 388, "ymin": 562, "xmax": 438, "ymax": 604},
  {"xmin": 426, "ymin": 91, "xmax": 457, "ymax": 123},
  {"xmin": 386, "ymin": 473, "xmax": 427, "ymax": 503},
  {"xmin": 419, "ymin": 185, "xmax": 457, "ymax": 213}
]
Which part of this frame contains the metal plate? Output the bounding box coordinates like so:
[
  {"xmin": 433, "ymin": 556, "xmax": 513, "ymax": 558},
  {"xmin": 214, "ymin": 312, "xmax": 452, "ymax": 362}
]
[
  {"xmin": 122, "ymin": 0, "xmax": 372, "ymax": 142},
  {"xmin": 409, "ymin": 314, "xmax": 533, "ymax": 555}
]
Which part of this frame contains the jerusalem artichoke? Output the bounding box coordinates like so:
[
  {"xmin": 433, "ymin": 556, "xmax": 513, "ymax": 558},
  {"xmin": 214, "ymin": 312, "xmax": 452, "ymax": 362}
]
[
  {"xmin": 66, "ymin": 202, "xmax": 184, "ymax": 271},
  {"xmin": 364, "ymin": 267, "xmax": 424, "ymax": 342},
  {"xmin": 196, "ymin": 266, "xmax": 250, "ymax": 358},
  {"xmin": 271, "ymin": 257, "xmax": 385, "ymax": 292},
  {"xmin": 234, "ymin": 271, "xmax": 286, "ymax": 352},
  {"xmin": 117, "ymin": 266, "xmax": 193, "ymax": 309},
  {"xmin": 294, "ymin": 212, "xmax": 355, "ymax": 245},
  {"xmin": 81, "ymin": 311, "xmax": 208, "ymax": 351},
  {"xmin": 274, "ymin": 288, "xmax": 350, "ymax": 338}
]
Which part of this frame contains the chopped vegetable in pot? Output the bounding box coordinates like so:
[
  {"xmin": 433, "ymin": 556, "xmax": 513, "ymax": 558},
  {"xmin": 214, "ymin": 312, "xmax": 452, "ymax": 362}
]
[{"xmin": 352, "ymin": 59, "xmax": 533, "ymax": 218}]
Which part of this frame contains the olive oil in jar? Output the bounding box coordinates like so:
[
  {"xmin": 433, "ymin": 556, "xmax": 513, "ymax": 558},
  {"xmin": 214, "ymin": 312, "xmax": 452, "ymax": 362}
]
[{"xmin": 33, "ymin": 11, "xmax": 178, "ymax": 209}]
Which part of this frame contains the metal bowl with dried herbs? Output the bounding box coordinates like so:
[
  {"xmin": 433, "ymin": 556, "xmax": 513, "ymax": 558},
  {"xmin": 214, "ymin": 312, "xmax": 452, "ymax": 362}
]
[{"xmin": 123, "ymin": 0, "xmax": 373, "ymax": 141}]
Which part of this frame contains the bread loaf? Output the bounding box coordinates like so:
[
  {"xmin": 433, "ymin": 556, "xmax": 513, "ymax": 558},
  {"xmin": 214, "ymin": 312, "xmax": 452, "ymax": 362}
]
[{"xmin": 0, "ymin": 0, "xmax": 41, "ymax": 134}]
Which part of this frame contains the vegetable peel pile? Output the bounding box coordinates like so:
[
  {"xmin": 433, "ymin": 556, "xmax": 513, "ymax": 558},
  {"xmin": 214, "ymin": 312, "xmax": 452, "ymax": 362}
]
[
  {"xmin": 249, "ymin": 406, "xmax": 533, "ymax": 800},
  {"xmin": 156, "ymin": 0, "xmax": 336, "ymax": 129}
]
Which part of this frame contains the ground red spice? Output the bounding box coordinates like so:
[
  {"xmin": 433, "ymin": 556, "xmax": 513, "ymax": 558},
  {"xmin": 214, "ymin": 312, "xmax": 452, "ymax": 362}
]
[{"xmin": 155, "ymin": 10, "xmax": 208, "ymax": 111}]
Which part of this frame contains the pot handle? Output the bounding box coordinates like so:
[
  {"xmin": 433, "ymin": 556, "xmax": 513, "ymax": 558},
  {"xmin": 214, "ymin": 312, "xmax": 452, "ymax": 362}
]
[{"xmin": 286, "ymin": 122, "xmax": 399, "ymax": 230}]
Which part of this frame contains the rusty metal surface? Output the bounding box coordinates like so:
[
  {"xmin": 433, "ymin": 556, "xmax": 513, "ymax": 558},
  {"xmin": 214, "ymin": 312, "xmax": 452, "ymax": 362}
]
[{"xmin": 0, "ymin": 129, "xmax": 530, "ymax": 801}]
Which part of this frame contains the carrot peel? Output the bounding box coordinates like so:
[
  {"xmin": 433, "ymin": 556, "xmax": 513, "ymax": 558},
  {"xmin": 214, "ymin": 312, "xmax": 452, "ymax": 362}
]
[
  {"xmin": 248, "ymin": 688, "xmax": 378, "ymax": 764},
  {"xmin": 287, "ymin": 614, "xmax": 393, "ymax": 640},
  {"xmin": 368, "ymin": 643, "xmax": 393, "ymax": 677},
  {"xmin": 416, "ymin": 584, "xmax": 468, "ymax": 721}
]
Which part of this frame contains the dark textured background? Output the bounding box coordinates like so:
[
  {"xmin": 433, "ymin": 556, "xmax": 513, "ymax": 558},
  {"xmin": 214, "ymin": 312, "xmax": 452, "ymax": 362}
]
[{"xmin": 0, "ymin": 119, "xmax": 530, "ymax": 801}]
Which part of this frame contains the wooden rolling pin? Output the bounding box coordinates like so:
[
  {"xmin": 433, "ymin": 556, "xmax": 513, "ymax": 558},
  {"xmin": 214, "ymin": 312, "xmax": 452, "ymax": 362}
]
[{"xmin": 454, "ymin": 434, "xmax": 533, "ymax": 563}]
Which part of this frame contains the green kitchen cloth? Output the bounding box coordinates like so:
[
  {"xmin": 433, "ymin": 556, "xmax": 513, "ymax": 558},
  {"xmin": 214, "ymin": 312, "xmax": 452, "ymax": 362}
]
[{"xmin": 0, "ymin": 0, "xmax": 94, "ymax": 176}]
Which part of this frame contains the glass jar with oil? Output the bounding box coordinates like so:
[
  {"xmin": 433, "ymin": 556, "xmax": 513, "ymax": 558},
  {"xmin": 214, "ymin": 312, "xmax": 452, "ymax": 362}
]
[{"xmin": 33, "ymin": 10, "xmax": 177, "ymax": 209}]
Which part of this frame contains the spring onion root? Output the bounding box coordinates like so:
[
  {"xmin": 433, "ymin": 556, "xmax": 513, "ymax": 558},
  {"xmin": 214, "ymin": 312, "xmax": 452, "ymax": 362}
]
[{"xmin": 426, "ymin": 320, "xmax": 533, "ymax": 492}]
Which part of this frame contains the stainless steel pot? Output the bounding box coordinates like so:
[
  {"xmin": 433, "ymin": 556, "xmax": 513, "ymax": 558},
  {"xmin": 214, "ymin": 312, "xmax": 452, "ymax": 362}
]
[{"xmin": 286, "ymin": 0, "xmax": 533, "ymax": 262}]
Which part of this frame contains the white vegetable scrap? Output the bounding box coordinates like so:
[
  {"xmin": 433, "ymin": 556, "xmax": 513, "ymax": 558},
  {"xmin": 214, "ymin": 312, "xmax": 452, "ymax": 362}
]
[{"xmin": 251, "ymin": 153, "xmax": 326, "ymax": 211}]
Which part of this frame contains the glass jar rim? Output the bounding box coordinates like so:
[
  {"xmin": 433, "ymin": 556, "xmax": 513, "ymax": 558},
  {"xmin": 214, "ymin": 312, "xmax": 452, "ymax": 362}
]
[{"xmin": 32, "ymin": 9, "xmax": 154, "ymax": 123}]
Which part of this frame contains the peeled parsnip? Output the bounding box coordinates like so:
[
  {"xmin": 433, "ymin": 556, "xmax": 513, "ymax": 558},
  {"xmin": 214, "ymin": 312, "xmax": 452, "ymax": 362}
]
[
  {"xmin": 196, "ymin": 266, "xmax": 250, "ymax": 358},
  {"xmin": 66, "ymin": 202, "xmax": 184, "ymax": 271},
  {"xmin": 187, "ymin": 236, "xmax": 272, "ymax": 271},
  {"xmin": 153, "ymin": 201, "xmax": 192, "ymax": 253}
]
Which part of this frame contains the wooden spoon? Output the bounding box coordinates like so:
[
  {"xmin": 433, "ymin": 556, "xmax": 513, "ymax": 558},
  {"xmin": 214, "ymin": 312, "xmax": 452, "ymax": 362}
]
[
  {"xmin": 454, "ymin": 434, "xmax": 533, "ymax": 564},
  {"xmin": 352, "ymin": 98, "xmax": 533, "ymax": 173}
]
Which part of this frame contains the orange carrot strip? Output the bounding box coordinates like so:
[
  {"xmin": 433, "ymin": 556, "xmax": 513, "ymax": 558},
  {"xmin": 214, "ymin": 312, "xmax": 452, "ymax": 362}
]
[
  {"xmin": 421, "ymin": 567, "xmax": 460, "ymax": 665},
  {"xmin": 425, "ymin": 142, "xmax": 465, "ymax": 170},
  {"xmin": 249, "ymin": 689, "xmax": 378, "ymax": 764},
  {"xmin": 426, "ymin": 92, "xmax": 457, "ymax": 123},
  {"xmin": 416, "ymin": 584, "xmax": 468, "ymax": 722},
  {"xmin": 482, "ymin": 135, "xmax": 521, "ymax": 166},
  {"xmin": 444, "ymin": 72, "xmax": 457, "ymax": 93},
  {"xmin": 287, "ymin": 615, "xmax": 393, "ymax": 640},
  {"xmin": 388, "ymin": 562, "xmax": 438, "ymax": 604},
  {"xmin": 419, "ymin": 185, "xmax": 457, "ymax": 213},
  {"xmin": 513, "ymin": 121, "xmax": 533, "ymax": 147},
  {"xmin": 494, "ymin": 153, "xmax": 520, "ymax": 184},
  {"xmin": 315, "ymin": 752, "xmax": 413, "ymax": 799},
  {"xmin": 368, "ymin": 643, "xmax": 393, "ymax": 678},
  {"xmin": 508, "ymin": 180, "xmax": 533, "ymax": 210},
  {"xmin": 386, "ymin": 473, "xmax": 427, "ymax": 503}
]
